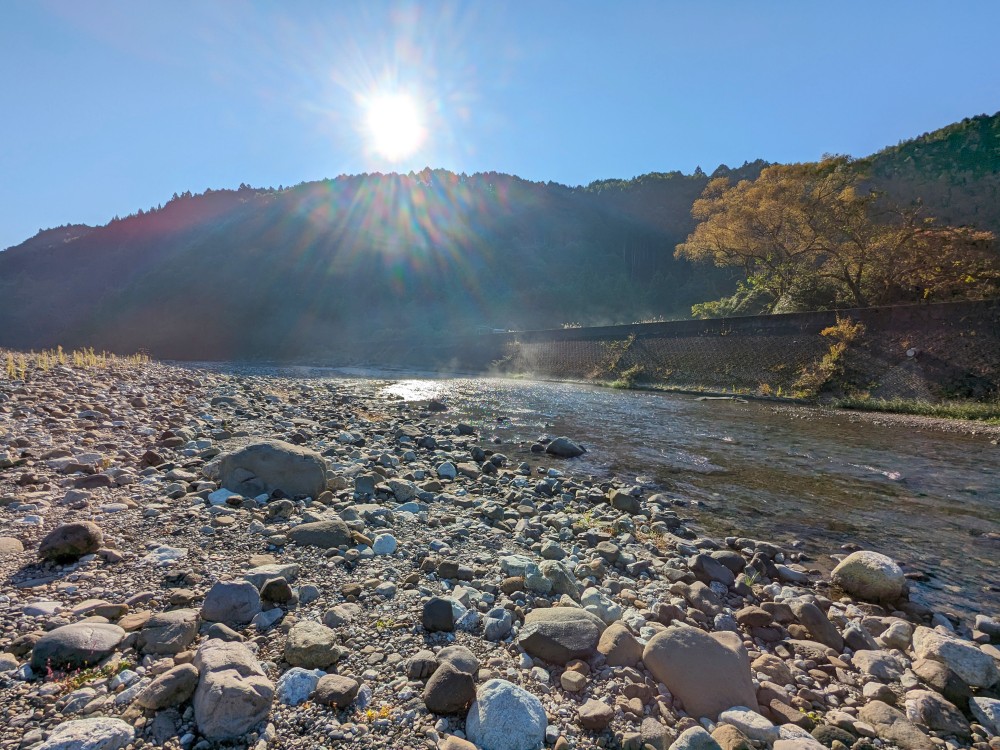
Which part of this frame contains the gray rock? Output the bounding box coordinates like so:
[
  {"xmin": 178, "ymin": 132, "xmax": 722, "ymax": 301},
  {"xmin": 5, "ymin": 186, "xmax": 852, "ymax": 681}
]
[
  {"xmin": 275, "ymin": 667, "xmax": 323, "ymax": 706},
  {"xmin": 284, "ymin": 621, "xmax": 343, "ymax": 669},
  {"xmin": 38, "ymin": 522, "xmax": 104, "ymax": 562},
  {"xmin": 859, "ymin": 700, "xmax": 933, "ymax": 750},
  {"xmin": 138, "ymin": 608, "xmax": 199, "ymax": 655},
  {"xmin": 38, "ymin": 717, "xmax": 134, "ymax": 750},
  {"xmin": 219, "ymin": 440, "xmax": 327, "ymax": 498},
  {"xmin": 830, "ymin": 551, "xmax": 904, "ymax": 603},
  {"xmin": 912, "ymin": 626, "xmax": 1000, "ymax": 688},
  {"xmin": 437, "ymin": 645, "xmax": 480, "ymax": 675},
  {"xmin": 539, "ymin": 559, "xmax": 580, "ymax": 600},
  {"xmin": 424, "ymin": 662, "xmax": 476, "ymax": 714},
  {"xmin": 717, "ymin": 707, "xmax": 780, "ymax": 743},
  {"xmin": 609, "ymin": 489, "xmax": 641, "ymax": 515},
  {"xmin": 484, "ymin": 608, "xmax": 513, "ymax": 641},
  {"xmin": 545, "ymin": 437, "xmax": 585, "ymax": 458},
  {"xmin": 287, "ymin": 518, "xmax": 351, "ymax": 549},
  {"xmin": 969, "ymin": 697, "xmax": 1000, "ymax": 735},
  {"xmin": 642, "ymin": 624, "xmax": 757, "ymax": 721},
  {"xmin": 31, "ymin": 623, "xmax": 126, "ymax": 670},
  {"xmin": 517, "ymin": 607, "xmax": 605, "ymax": 665},
  {"xmin": 852, "ymin": 649, "xmax": 904, "ymax": 681},
  {"xmin": 669, "ymin": 727, "xmax": 723, "ymax": 750},
  {"xmin": 243, "ymin": 563, "xmax": 299, "ymax": 589},
  {"xmin": 135, "ymin": 664, "xmax": 200, "ymax": 709},
  {"xmin": 422, "ymin": 596, "xmax": 456, "ymax": 633},
  {"xmin": 904, "ymin": 689, "xmax": 969, "ymax": 739},
  {"xmin": 193, "ymin": 639, "xmax": 274, "ymax": 741},
  {"xmin": 691, "ymin": 553, "xmax": 736, "ymax": 588},
  {"xmin": 201, "ymin": 581, "xmax": 262, "ymax": 628},
  {"xmin": 466, "ymin": 679, "xmax": 547, "ymax": 750}
]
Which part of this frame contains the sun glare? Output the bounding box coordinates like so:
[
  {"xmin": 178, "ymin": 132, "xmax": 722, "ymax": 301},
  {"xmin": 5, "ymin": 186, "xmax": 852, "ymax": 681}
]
[{"xmin": 365, "ymin": 93, "xmax": 426, "ymax": 161}]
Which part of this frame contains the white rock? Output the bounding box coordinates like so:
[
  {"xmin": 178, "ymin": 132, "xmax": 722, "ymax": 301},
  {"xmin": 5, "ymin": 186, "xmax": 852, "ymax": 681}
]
[
  {"xmin": 38, "ymin": 717, "xmax": 135, "ymax": 750},
  {"xmin": 970, "ymin": 697, "xmax": 1000, "ymax": 735},
  {"xmin": 275, "ymin": 667, "xmax": 324, "ymax": 706},
  {"xmin": 372, "ymin": 534, "xmax": 397, "ymax": 555},
  {"xmin": 718, "ymin": 706, "xmax": 780, "ymax": 743},
  {"xmin": 912, "ymin": 626, "xmax": 1000, "ymax": 688},
  {"xmin": 466, "ymin": 679, "xmax": 546, "ymax": 750}
]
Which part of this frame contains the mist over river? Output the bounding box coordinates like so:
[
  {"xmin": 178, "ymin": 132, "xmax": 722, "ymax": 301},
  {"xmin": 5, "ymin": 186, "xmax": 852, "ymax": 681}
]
[{"xmin": 210, "ymin": 364, "xmax": 1000, "ymax": 618}]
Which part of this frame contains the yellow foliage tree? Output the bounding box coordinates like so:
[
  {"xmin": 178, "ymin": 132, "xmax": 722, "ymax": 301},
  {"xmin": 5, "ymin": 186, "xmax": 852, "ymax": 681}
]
[{"xmin": 676, "ymin": 157, "xmax": 1000, "ymax": 313}]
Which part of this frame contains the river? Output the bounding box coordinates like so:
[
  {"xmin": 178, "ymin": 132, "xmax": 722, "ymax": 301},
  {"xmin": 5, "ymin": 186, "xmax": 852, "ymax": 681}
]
[{"xmin": 210, "ymin": 364, "xmax": 1000, "ymax": 618}]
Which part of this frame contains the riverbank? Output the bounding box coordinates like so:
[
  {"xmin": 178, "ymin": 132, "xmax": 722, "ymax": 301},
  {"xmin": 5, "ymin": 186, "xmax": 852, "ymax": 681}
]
[{"xmin": 1, "ymin": 359, "xmax": 998, "ymax": 750}]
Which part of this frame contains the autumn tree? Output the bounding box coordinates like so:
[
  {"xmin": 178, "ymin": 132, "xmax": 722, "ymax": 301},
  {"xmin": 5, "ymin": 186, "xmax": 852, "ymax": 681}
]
[{"xmin": 676, "ymin": 157, "xmax": 1000, "ymax": 315}]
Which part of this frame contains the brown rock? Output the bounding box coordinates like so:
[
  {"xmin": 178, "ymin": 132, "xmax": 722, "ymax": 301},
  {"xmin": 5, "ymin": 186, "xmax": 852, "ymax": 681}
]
[
  {"xmin": 642, "ymin": 625, "xmax": 756, "ymax": 721},
  {"xmin": 597, "ymin": 622, "xmax": 643, "ymax": 667},
  {"xmin": 313, "ymin": 674, "xmax": 360, "ymax": 708},
  {"xmin": 38, "ymin": 521, "xmax": 104, "ymax": 561},
  {"xmin": 579, "ymin": 698, "xmax": 614, "ymax": 730}
]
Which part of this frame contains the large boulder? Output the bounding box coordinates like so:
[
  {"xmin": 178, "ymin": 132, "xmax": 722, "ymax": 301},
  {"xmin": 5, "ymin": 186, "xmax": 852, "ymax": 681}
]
[
  {"xmin": 31, "ymin": 623, "xmax": 126, "ymax": 670},
  {"xmin": 287, "ymin": 518, "xmax": 351, "ymax": 549},
  {"xmin": 201, "ymin": 581, "xmax": 262, "ymax": 628},
  {"xmin": 912, "ymin": 626, "xmax": 1000, "ymax": 688},
  {"xmin": 37, "ymin": 717, "xmax": 134, "ymax": 750},
  {"xmin": 38, "ymin": 522, "xmax": 104, "ymax": 562},
  {"xmin": 517, "ymin": 607, "xmax": 605, "ymax": 665},
  {"xmin": 466, "ymin": 679, "xmax": 546, "ymax": 750},
  {"xmin": 642, "ymin": 625, "xmax": 756, "ymax": 721},
  {"xmin": 193, "ymin": 639, "xmax": 274, "ymax": 741},
  {"xmin": 219, "ymin": 440, "xmax": 327, "ymax": 499},
  {"xmin": 830, "ymin": 551, "xmax": 905, "ymax": 603},
  {"xmin": 138, "ymin": 608, "xmax": 199, "ymax": 655}
]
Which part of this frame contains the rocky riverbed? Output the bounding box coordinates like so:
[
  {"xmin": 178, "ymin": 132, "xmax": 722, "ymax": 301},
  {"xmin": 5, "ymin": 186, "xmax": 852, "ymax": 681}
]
[{"xmin": 0, "ymin": 358, "xmax": 998, "ymax": 750}]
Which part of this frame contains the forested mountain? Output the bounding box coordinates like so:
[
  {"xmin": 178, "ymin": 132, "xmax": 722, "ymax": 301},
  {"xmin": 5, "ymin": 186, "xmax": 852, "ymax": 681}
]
[
  {"xmin": 0, "ymin": 164, "xmax": 765, "ymax": 359},
  {"xmin": 862, "ymin": 112, "xmax": 1000, "ymax": 232},
  {"xmin": 0, "ymin": 112, "xmax": 998, "ymax": 360}
]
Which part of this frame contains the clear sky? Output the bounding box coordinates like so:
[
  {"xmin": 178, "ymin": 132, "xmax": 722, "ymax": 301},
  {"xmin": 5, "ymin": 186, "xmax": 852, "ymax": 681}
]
[{"xmin": 2, "ymin": 0, "xmax": 999, "ymax": 251}]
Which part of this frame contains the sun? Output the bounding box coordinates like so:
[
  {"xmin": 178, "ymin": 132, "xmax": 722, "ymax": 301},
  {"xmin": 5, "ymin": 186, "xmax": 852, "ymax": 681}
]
[{"xmin": 365, "ymin": 93, "xmax": 426, "ymax": 161}]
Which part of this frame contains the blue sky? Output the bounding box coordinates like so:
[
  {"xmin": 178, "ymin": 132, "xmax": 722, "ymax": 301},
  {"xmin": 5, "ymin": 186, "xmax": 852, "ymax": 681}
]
[{"xmin": 2, "ymin": 0, "xmax": 999, "ymax": 251}]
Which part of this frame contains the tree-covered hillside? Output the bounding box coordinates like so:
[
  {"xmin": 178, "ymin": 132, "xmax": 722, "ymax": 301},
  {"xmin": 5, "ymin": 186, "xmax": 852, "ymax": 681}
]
[{"xmin": 0, "ymin": 166, "xmax": 765, "ymax": 359}]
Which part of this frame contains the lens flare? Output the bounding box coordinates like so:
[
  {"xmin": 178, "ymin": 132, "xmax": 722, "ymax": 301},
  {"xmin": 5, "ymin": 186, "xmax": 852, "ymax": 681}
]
[{"xmin": 365, "ymin": 92, "xmax": 426, "ymax": 161}]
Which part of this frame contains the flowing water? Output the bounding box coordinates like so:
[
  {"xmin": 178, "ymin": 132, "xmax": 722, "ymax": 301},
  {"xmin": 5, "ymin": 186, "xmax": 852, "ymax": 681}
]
[{"xmin": 217, "ymin": 364, "xmax": 1000, "ymax": 618}]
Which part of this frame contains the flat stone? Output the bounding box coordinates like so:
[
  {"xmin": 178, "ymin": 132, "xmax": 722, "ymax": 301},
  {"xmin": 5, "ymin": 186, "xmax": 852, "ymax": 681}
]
[
  {"xmin": 38, "ymin": 717, "xmax": 134, "ymax": 750},
  {"xmin": 138, "ymin": 608, "xmax": 199, "ymax": 655},
  {"xmin": 219, "ymin": 440, "xmax": 327, "ymax": 498},
  {"xmin": 517, "ymin": 607, "xmax": 605, "ymax": 665},
  {"xmin": 135, "ymin": 664, "xmax": 199, "ymax": 709},
  {"xmin": 31, "ymin": 623, "xmax": 126, "ymax": 670}
]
